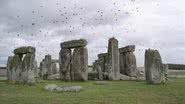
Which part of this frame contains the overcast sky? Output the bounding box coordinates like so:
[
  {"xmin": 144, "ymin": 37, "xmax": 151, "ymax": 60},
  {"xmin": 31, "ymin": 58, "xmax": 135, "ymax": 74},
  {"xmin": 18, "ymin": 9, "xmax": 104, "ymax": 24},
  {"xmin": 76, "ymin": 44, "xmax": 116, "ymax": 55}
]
[{"xmin": 0, "ymin": 0, "xmax": 185, "ymax": 66}]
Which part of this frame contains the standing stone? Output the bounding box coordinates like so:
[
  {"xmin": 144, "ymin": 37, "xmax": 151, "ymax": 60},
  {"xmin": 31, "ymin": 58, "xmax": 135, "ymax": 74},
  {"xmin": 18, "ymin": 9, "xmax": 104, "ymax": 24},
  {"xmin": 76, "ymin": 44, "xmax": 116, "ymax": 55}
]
[
  {"xmin": 98, "ymin": 53, "xmax": 108, "ymax": 73},
  {"xmin": 162, "ymin": 64, "xmax": 168, "ymax": 83},
  {"xmin": 119, "ymin": 53, "xmax": 126, "ymax": 75},
  {"xmin": 7, "ymin": 56, "xmax": 13, "ymax": 81},
  {"xmin": 10, "ymin": 55, "xmax": 22, "ymax": 83},
  {"xmin": 145, "ymin": 49, "xmax": 164, "ymax": 84},
  {"xmin": 52, "ymin": 62, "xmax": 58, "ymax": 74},
  {"xmin": 34, "ymin": 60, "xmax": 39, "ymax": 78},
  {"xmin": 45, "ymin": 55, "xmax": 52, "ymax": 76},
  {"xmin": 107, "ymin": 37, "xmax": 120, "ymax": 80},
  {"xmin": 21, "ymin": 53, "xmax": 36, "ymax": 85},
  {"xmin": 93, "ymin": 60, "xmax": 103, "ymax": 80},
  {"xmin": 71, "ymin": 47, "xmax": 88, "ymax": 81},
  {"xmin": 40, "ymin": 60, "xmax": 47, "ymax": 78},
  {"xmin": 59, "ymin": 48, "xmax": 72, "ymax": 81},
  {"xmin": 125, "ymin": 52, "xmax": 137, "ymax": 77},
  {"xmin": 96, "ymin": 63, "xmax": 103, "ymax": 80}
]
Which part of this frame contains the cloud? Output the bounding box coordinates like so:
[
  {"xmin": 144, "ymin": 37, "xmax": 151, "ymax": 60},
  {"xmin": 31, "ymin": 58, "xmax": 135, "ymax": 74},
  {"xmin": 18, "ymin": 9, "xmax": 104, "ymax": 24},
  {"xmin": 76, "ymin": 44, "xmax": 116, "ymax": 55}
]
[{"xmin": 0, "ymin": 0, "xmax": 184, "ymax": 66}]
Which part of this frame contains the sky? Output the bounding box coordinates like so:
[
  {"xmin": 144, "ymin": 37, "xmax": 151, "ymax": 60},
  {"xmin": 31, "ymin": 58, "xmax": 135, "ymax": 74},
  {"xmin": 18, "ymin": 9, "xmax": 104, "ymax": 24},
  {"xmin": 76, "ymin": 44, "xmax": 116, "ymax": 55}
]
[{"xmin": 0, "ymin": 0, "xmax": 185, "ymax": 67}]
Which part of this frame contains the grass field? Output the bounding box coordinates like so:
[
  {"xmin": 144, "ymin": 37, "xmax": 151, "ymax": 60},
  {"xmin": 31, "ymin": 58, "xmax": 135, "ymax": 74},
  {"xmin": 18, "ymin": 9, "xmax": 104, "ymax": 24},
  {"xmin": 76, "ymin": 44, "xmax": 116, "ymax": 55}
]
[{"xmin": 0, "ymin": 79, "xmax": 185, "ymax": 104}]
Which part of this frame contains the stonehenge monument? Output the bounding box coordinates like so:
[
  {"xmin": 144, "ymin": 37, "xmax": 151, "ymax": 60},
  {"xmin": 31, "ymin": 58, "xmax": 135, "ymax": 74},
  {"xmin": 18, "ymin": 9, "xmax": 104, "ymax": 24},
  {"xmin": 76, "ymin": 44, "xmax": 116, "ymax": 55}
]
[
  {"xmin": 145, "ymin": 49, "xmax": 166, "ymax": 84},
  {"xmin": 7, "ymin": 46, "xmax": 37, "ymax": 85},
  {"xmin": 59, "ymin": 39, "xmax": 88, "ymax": 81},
  {"xmin": 5, "ymin": 38, "xmax": 167, "ymax": 85}
]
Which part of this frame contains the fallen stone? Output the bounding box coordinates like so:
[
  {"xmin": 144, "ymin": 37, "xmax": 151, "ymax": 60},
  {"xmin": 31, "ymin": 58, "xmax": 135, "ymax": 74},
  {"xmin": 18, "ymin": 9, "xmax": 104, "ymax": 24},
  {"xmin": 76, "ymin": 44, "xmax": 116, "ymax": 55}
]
[
  {"xmin": 145, "ymin": 49, "xmax": 164, "ymax": 84},
  {"xmin": 44, "ymin": 84, "xmax": 58, "ymax": 91},
  {"xmin": 44, "ymin": 84, "xmax": 82, "ymax": 92},
  {"xmin": 48, "ymin": 73, "xmax": 60, "ymax": 80},
  {"xmin": 14, "ymin": 46, "xmax": 35, "ymax": 54},
  {"xmin": 61, "ymin": 39, "xmax": 87, "ymax": 49},
  {"xmin": 107, "ymin": 37, "xmax": 120, "ymax": 80},
  {"xmin": 71, "ymin": 47, "xmax": 88, "ymax": 81},
  {"xmin": 56, "ymin": 85, "xmax": 82, "ymax": 92},
  {"xmin": 120, "ymin": 74, "xmax": 137, "ymax": 80},
  {"xmin": 120, "ymin": 74, "xmax": 130, "ymax": 80},
  {"xmin": 94, "ymin": 81, "xmax": 108, "ymax": 85}
]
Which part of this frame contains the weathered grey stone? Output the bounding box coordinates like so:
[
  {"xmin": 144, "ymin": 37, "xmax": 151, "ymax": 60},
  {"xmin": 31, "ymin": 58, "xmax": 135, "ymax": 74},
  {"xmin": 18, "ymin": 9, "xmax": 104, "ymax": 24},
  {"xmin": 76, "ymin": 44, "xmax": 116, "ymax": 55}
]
[
  {"xmin": 7, "ymin": 46, "xmax": 37, "ymax": 85},
  {"xmin": 44, "ymin": 84, "xmax": 58, "ymax": 91},
  {"xmin": 45, "ymin": 55, "xmax": 52, "ymax": 76},
  {"xmin": 107, "ymin": 37, "xmax": 120, "ymax": 80},
  {"xmin": 40, "ymin": 60, "xmax": 47, "ymax": 78},
  {"xmin": 120, "ymin": 74, "xmax": 131, "ymax": 80},
  {"xmin": 7, "ymin": 56, "xmax": 13, "ymax": 81},
  {"xmin": 88, "ymin": 72, "xmax": 98, "ymax": 80},
  {"xmin": 136, "ymin": 67, "xmax": 145, "ymax": 80},
  {"xmin": 119, "ymin": 53, "xmax": 126, "ymax": 75},
  {"xmin": 96, "ymin": 63, "xmax": 103, "ymax": 80},
  {"xmin": 145, "ymin": 49, "xmax": 164, "ymax": 84},
  {"xmin": 48, "ymin": 73, "xmax": 60, "ymax": 80},
  {"xmin": 61, "ymin": 39, "xmax": 87, "ymax": 49},
  {"xmin": 9, "ymin": 55, "xmax": 22, "ymax": 83},
  {"xmin": 59, "ymin": 48, "xmax": 72, "ymax": 81},
  {"xmin": 51, "ymin": 62, "xmax": 58, "ymax": 74},
  {"xmin": 94, "ymin": 81, "xmax": 108, "ymax": 85},
  {"xmin": 102, "ymin": 72, "xmax": 109, "ymax": 80},
  {"xmin": 34, "ymin": 60, "xmax": 39, "ymax": 77},
  {"xmin": 93, "ymin": 60, "xmax": 103, "ymax": 80},
  {"xmin": 125, "ymin": 52, "xmax": 137, "ymax": 77},
  {"xmin": 7, "ymin": 55, "xmax": 21, "ymax": 83},
  {"xmin": 52, "ymin": 59, "xmax": 59, "ymax": 63},
  {"xmin": 71, "ymin": 47, "xmax": 88, "ymax": 81},
  {"xmin": 14, "ymin": 46, "xmax": 35, "ymax": 54},
  {"xmin": 162, "ymin": 64, "xmax": 168, "ymax": 82},
  {"xmin": 119, "ymin": 45, "xmax": 135, "ymax": 53},
  {"xmin": 97, "ymin": 53, "xmax": 108, "ymax": 73},
  {"xmin": 56, "ymin": 85, "xmax": 82, "ymax": 92},
  {"xmin": 44, "ymin": 84, "xmax": 82, "ymax": 92},
  {"xmin": 98, "ymin": 53, "xmax": 107, "ymax": 58},
  {"xmin": 21, "ymin": 53, "xmax": 36, "ymax": 85},
  {"xmin": 120, "ymin": 74, "xmax": 137, "ymax": 80}
]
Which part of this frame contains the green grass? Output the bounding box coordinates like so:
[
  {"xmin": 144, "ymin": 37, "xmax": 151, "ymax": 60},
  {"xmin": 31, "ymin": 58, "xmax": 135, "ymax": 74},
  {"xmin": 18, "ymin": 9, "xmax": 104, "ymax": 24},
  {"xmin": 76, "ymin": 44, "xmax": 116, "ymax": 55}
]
[{"xmin": 0, "ymin": 79, "xmax": 185, "ymax": 104}]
